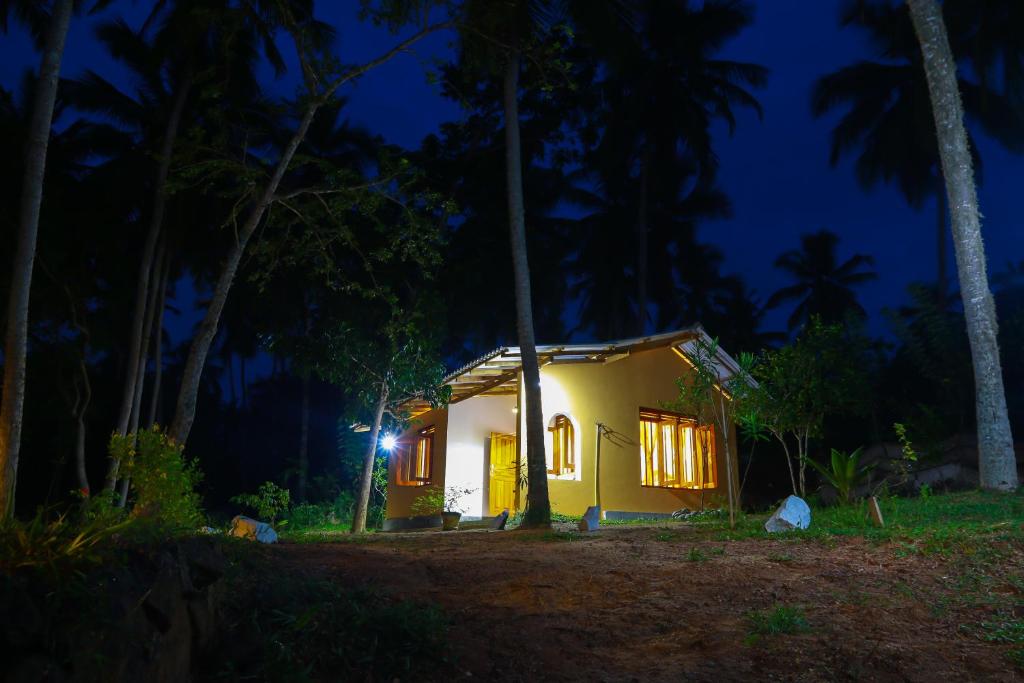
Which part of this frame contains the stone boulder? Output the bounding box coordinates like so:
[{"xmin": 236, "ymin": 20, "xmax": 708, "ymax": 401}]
[
  {"xmin": 764, "ymin": 495, "xmax": 811, "ymax": 533},
  {"xmin": 229, "ymin": 515, "xmax": 278, "ymax": 543},
  {"xmin": 578, "ymin": 505, "xmax": 601, "ymax": 532}
]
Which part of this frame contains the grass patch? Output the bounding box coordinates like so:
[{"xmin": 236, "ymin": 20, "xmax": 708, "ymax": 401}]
[
  {"xmin": 686, "ymin": 547, "xmax": 707, "ymax": 562},
  {"xmin": 746, "ymin": 605, "xmax": 811, "ymax": 642},
  {"xmin": 689, "ymin": 491, "xmax": 1024, "ymax": 557}
]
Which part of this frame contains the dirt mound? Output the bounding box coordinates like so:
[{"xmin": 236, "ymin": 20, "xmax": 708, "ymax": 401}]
[{"xmin": 266, "ymin": 526, "xmax": 1022, "ymax": 681}]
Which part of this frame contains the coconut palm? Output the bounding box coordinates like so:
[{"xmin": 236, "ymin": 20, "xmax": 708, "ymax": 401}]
[
  {"xmin": 593, "ymin": 0, "xmax": 766, "ymax": 334},
  {"xmin": 812, "ymin": 0, "xmax": 1022, "ymax": 303},
  {"xmin": 907, "ymin": 0, "xmax": 1018, "ymax": 491},
  {"xmin": 766, "ymin": 229, "xmax": 877, "ymax": 331},
  {"xmin": 0, "ymin": 0, "xmax": 93, "ymax": 516}
]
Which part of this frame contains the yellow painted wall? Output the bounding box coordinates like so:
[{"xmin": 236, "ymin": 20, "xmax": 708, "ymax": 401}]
[
  {"xmin": 385, "ymin": 407, "xmax": 448, "ymax": 520},
  {"xmin": 385, "ymin": 345, "xmax": 739, "ymax": 520},
  {"xmin": 520, "ymin": 346, "xmax": 739, "ymax": 517}
]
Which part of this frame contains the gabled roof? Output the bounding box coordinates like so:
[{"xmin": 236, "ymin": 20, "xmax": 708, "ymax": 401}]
[{"xmin": 403, "ymin": 325, "xmax": 744, "ymax": 416}]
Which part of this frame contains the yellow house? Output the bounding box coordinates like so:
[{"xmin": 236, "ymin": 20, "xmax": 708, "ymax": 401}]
[{"xmin": 383, "ymin": 326, "xmax": 741, "ymax": 530}]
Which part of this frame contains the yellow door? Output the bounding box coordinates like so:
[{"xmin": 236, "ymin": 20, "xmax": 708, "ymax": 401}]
[{"xmin": 489, "ymin": 432, "xmax": 517, "ymax": 515}]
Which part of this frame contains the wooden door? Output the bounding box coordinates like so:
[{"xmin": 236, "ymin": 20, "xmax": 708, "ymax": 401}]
[{"xmin": 489, "ymin": 432, "xmax": 517, "ymax": 515}]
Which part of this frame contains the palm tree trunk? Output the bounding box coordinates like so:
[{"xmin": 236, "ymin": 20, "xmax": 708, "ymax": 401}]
[
  {"xmin": 115, "ymin": 78, "xmax": 189, "ymax": 434},
  {"xmin": 936, "ymin": 171, "xmax": 947, "ymax": 305},
  {"xmin": 352, "ymin": 385, "xmax": 388, "ymax": 534},
  {"xmin": 908, "ymin": 0, "xmax": 1019, "ymax": 491},
  {"xmin": 504, "ymin": 49, "xmax": 551, "ymax": 529},
  {"xmin": 0, "ymin": 0, "xmax": 74, "ymax": 517},
  {"xmin": 146, "ymin": 252, "xmax": 169, "ymax": 427},
  {"xmin": 635, "ymin": 144, "xmax": 651, "ymax": 336},
  {"xmin": 130, "ymin": 240, "xmax": 165, "ymax": 434},
  {"xmin": 73, "ymin": 358, "xmax": 91, "ymax": 495},
  {"xmin": 106, "ymin": 78, "xmax": 190, "ymax": 491},
  {"xmin": 298, "ymin": 372, "xmax": 310, "ymax": 503}
]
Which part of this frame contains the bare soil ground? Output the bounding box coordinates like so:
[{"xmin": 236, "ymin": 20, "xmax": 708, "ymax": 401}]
[{"xmin": 267, "ymin": 524, "xmax": 1023, "ymax": 682}]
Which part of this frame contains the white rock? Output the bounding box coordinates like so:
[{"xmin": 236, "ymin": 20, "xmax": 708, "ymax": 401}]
[
  {"xmin": 764, "ymin": 495, "xmax": 811, "ymax": 533},
  {"xmin": 578, "ymin": 505, "xmax": 601, "ymax": 532},
  {"xmin": 229, "ymin": 515, "xmax": 279, "ymax": 543}
]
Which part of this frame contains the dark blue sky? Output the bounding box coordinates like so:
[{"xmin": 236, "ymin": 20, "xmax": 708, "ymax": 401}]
[{"xmin": 2, "ymin": 0, "xmax": 1022, "ymax": 342}]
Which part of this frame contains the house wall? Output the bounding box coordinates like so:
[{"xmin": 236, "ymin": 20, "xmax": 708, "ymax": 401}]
[
  {"xmin": 520, "ymin": 345, "xmax": 738, "ymax": 517},
  {"xmin": 385, "ymin": 344, "xmax": 739, "ymax": 523},
  {"xmin": 385, "ymin": 406, "xmax": 448, "ymax": 521},
  {"xmin": 445, "ymin": 394, "xmax": 517, "ymax": 518}
]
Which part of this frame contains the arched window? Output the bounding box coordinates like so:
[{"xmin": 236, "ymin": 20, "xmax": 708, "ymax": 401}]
[{"xmin": 547, "ymin": 414, "xmax": 575, "ymax": 476}]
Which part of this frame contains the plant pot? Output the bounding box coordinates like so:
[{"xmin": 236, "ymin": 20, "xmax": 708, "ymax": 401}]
[{"xmin": 441, "ymin": 511, "xmax": 461, "ymax": 531}]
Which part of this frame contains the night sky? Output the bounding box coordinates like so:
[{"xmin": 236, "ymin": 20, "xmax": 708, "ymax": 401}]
[{"xmin": 2, "ymin": 0, "xmax": 1021, "ymax": 344}]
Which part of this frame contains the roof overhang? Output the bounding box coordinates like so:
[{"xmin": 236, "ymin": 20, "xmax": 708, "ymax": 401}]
[{"xmin": 402, "ymin": 325, "xmax": 746, "ymax": 417}]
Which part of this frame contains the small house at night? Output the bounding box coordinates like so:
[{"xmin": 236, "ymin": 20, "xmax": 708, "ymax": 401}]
[{"xmin": 383, "ymin": 326, "xmax": 742, "ymax": 530}]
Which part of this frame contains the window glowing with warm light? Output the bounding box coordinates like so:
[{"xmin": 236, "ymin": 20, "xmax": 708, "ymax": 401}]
[
  {"xmin": 398, "ymin": 426, "xmax": 433, "ymax": 486},
  {"xmin": 547, "ymin": 414, "xmax": 575, "ymax": 476},
  {"xmin": 639, "ymin": 409, "xmax": 715, "ymax": 489}
]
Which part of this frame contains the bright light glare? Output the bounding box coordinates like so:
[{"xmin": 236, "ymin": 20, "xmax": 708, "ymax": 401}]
[{"xmin": 380, "ymin": 434, "xmax": 398, "ymax": 451}]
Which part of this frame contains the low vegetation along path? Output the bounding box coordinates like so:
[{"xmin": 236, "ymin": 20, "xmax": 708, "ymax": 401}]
[{"xmin": 269, "ymin": 520, "xmax": 1023, "ymax": 681}]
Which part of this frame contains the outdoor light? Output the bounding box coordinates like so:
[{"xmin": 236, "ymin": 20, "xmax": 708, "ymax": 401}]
[{"xmin": 380, "ymin": 434, "xmax": 398, "ymax": 451}]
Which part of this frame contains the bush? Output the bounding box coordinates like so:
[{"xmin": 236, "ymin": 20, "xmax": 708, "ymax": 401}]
[
  {"xmin": 0, "ymin": 508, "xmax": 133, "ymax": 576},
  {"xmin": 110, "ymin": 426, "xmax": 204, "ymax": 530},
  {"xmin": 288, "ymin": 503, "xmax": 330, "ymax": 529},
  {"xmin": 232, "ymin": 481, "xmax": 291, "ymax": 523}
]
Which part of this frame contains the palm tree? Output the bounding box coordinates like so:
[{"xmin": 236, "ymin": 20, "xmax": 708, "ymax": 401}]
[
  {"xmin": 591, "ymin": 0, "xmax": 766, "ymax": 334},
  {"xmin": 766, "ymin": 229, "xmax": 877, "ymax": 331},
  {"xmin": 0, "ymin": 0, "xmax": 75, "ymax": 516},
  {"xmin": 907, "ymin": 0, "xmax": 1018, "ymax": 491},
  {"xmin": 812, "ymin": 0, "xmax": 1022, "ymax": 303}
]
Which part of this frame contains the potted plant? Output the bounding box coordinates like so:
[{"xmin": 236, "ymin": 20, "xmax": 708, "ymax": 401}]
[{"xmin": 411, "ymin": 486, "xmax": 476, "ymax": 530}]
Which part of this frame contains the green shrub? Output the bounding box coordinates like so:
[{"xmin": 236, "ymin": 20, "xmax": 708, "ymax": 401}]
[
  {"xmin": 808, "ymin": 447, "xmax": 873, "ymax": 504},
  {"xmin": 232, "ymin": 481, "xmax": 291, "ymax": 523},
  {"xmin": 288, "ymin": 503, "xmax": 330, "ymax": 529},
  {"xmin": 0, "ymin": 508, "xmax": 133, "ymax": 575},
  {"xmin": 112, "ymin": 426, "xmax": 204, "ymax": 530}
]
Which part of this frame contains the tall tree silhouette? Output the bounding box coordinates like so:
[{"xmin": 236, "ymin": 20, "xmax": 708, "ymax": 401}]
[
  {"xmin": 587, "ymin": 0, "xmax": 766, "ymax": 334},
  {"xmin": 812, "ymin": 0, "xmax": 1021, "ymax": 303},
  {"xmin": 907, "ymin": 0, "xmax": 1018, "ymax": 491},
  {"xmin": 767, "ymin": 229, "xmax": 877, "ymax": 331},
  {"xmin": 0, "ymin": 0, "xmax": 77, "ymax": 516}
]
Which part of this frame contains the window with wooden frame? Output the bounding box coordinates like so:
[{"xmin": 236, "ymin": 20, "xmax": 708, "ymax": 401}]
[
  {"xmin": 546, "ymin": 414, "xmax": 575, "ymax": 476},
  {"xmin": 398, "ymin": 426, "xmax": 433, "ymax": 486},
  {"xmin": 639, "ymin": 409, "xmax": 716, "ymax": 489}
]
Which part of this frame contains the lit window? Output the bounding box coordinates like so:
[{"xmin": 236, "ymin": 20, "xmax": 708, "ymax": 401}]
[
  {"xmin": 639, "ymin": 409, "xmax": 715, "ymax": 489},
  {"xmin": 398, "ymin": 426, "xmax": 433, "ymax": 486},
  {"xmin": 547, "ymin": 414, "xmax": 575, "ymax": 476}
]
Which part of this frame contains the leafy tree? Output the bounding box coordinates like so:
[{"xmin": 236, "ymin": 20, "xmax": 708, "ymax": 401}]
[
  {"xmin": 167, "ymin": 2, "xmax": 453, "ymax": 447},
  {"xmin": 308, "ymin": 312, "xmax": 450, "ymax": 533},
  {"xmin": 766, "ymin": 229, "xmax": 877, "ymax": 331},
  {"xmin": 665, "ymin": 336, "xmax": 754, "ymax": 527},
  {"xmin": 744, "ymin": 319, "xmax": 870, "ymax": 497},
  {"xmin": 907, "ymin": 0, "xmax": 1018, "ymax": 491}
]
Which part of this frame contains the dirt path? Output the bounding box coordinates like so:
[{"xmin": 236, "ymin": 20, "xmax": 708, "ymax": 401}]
[{"xmin": 266, "ymin": 526, "xmax": 1022, "ymax": 681}]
